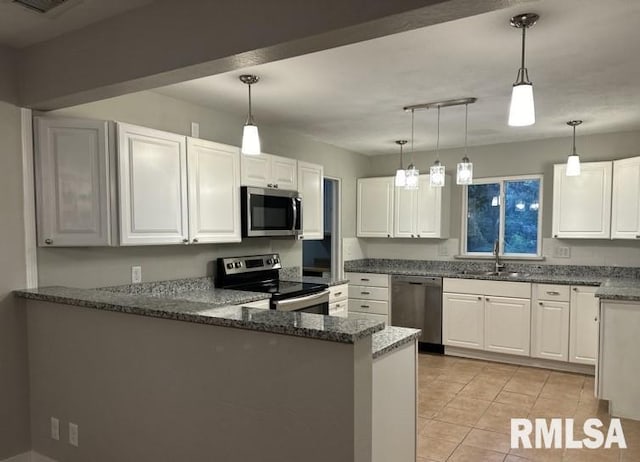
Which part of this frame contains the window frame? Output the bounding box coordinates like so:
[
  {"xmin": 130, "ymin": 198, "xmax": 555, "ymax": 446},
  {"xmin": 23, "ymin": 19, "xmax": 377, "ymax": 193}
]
[{"xmin": 461, "ymin": 174, "xmax": 544, "ymax": 258}]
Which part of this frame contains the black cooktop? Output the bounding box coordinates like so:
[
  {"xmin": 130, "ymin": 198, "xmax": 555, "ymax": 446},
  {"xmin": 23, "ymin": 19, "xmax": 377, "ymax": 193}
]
[{"xmin": 234, "ymin": 280, "xmax": 328, "ymax": 300}]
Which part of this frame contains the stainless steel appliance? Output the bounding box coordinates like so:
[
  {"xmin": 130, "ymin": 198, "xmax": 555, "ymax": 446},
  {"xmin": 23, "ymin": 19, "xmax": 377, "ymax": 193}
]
[
  {"xmin": 215, "ymin": 254, "xmax": 329, "ymax": 314},
  {"xmin": 241, "ymin": 187, "xmax": 302, "ymax": 238},
  {"xmin": 391, "ymin": 275, "xmax": 443, "ymax": 353}
]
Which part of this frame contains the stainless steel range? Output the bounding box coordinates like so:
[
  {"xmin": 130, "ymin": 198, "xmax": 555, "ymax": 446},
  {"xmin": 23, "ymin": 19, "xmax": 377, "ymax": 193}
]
[{"xmin": 215, "ymin": 254, "xmax": 329, "ymax": 314}]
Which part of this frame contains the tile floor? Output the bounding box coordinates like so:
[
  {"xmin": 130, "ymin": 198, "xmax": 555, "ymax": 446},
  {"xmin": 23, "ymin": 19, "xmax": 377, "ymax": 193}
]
[{"xmin": 417, "ymin": 353, "xmax": 640, "ymax": 461}]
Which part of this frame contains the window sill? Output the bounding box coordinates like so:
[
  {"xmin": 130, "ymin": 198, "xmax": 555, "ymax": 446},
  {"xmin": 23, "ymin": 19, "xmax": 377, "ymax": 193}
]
[{"xmin": 453, "ymin": 255, "xmax": 546, "ymax": 262}]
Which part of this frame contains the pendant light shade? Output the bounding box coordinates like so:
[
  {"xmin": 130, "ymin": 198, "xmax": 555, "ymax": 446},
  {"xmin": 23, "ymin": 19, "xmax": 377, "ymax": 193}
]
[
  {"xmin": 239, "ymin": 74, "xmax": 261, "ymax": 155},
  {"xmin": 457, "ymin": 103, "xmax": 474, "ymax": 185},
  {"xmin": 566, "ymin": 120, "xmax": 582, "ymax": 176},
  {"xmin": 404, "ymin": 110, "xmax": 419, "ymax": 190},
  {"xmin": 394, "ymin": 140, "xmax": 408, "ymax": 187},
  {"xmin": 430, "ymin": 106, "xmax": 445, "ymax": 188},
  {"xmin": 508, "ymin": 13, "xmax": 539, "ymax": 127}
]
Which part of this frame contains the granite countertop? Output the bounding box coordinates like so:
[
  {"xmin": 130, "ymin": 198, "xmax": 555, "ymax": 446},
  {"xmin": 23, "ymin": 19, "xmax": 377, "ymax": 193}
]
[
  {"xmin": 14, "ymin": 283, "xmax": 385, "ymax": 344},
  {"xmin": 596, "ymin": 278, "xmax": 640, "ymax": 301},
  {"xmin": 282, "ymin": 276, "xmax": 349, "ymax": 287},
  {"xmin": 372, "ymin": 326, "xmax": 421, "ymax": 359}
]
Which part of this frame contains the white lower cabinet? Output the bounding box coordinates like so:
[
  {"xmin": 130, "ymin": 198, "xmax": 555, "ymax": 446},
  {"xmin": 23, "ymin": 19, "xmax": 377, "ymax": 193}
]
[
  {"xmin": 484, "ymin": 296, "xmax": 531, "ymax": 356},
  {"xmin": 570, "ymin": 286, "xmax": 599, "ymax": 365},
  {"xmin": 442, "ymin": 293, "xmax": 484, "ymax": 350},
  {"xmin": 531, "ymin": 300, "xmax": 570, "ymax": 361},
  {"xmin": 329, "ymin": 283, "xmax": 348, "ymax": 318},
  {"xmin": 346, "ymin": 272, "xmax": 389, "ymax": 324}
]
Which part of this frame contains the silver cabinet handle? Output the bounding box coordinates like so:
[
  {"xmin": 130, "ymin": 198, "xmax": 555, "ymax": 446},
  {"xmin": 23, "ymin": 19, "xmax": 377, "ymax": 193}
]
[
  {"xmin": 554, "ymin": 234, "xmax": 558, "ymax": 238},
  {"xmin": 360, "ymin": 305, "xmax": 370, "ymax": 309},
  {"xmin": 334, "ymin": 292, "xmax": 342, "ymax": 297},
  {"xmin": 361, "ymin": 291, "xmax": 370, "ymax": 295},
  {"xmin": 182, "ymin": 239, "xmax": 189, "ymax": 243},
  {"xmin": 594, "ymin": 317, "xmax": 598, "ymax": 322},
  {"xmin": 192, "ymin": 238, "xmax": 199, "ymax": 243},
  {"xmin": 417, "ymin": 234, "xmax": 421, "ymax": 238},
  {"xmin": 486, "ymin": 297, "xmax": 490, "ymax": 301},
  {"xmin": 539, "ymin": 302, "xmax": 544, "ymax": 306},
  {"xmin": 546, "ymin": 291, "xmax": 561, "ymax": 296},
  {"xmin": 573, "ymin": 287, "xmax": 578, "ymax": 292},
  {"xmin": 636, "ymin": 235, "xmax": 640, "ymax": 238},
  {"xmin": 477, "ymin": 296, "xmax": 482, "ymax": 300},
  {"xmin": 274, "ymin": 184, "xmax": 279, "ymax": 189},
  {"xmin": 360, "ymin": 278, "xmax": 370, "ymax": 282},
  {"xmin": 411, "ymin": 234, "xmax": 415, "ymax": 238},
  {"xmin": 387, "ymin": 234, "xmax": 391, "ymax": 238},
  {"xmin": 44, "ymin": 239, "xmax": 53, "ymax": 245},
  {"xmin": 267, "ymin": 183, "xmax": 273, "ymax": 188}
]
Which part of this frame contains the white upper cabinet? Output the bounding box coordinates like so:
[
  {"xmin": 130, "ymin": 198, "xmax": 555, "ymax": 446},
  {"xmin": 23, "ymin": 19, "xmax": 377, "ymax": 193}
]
[
  {"xmin": 35, "ymin": 117, "xmax": 115, "ymax": 247},
  {"xmin": 241, "ymin": 153, "xmax": 297, "ymax": 190},
  {"xmin": 393, "ymin": 186, "xmax": 416, "ymax": 238},
  {"xmin": 569, "ymin": 286, "xmax": 599, "ymax": 365},
  {"xmin": 297, "ymin": 161, "xmax": 324, "ymax": 240},
  {"xmin": 552, "ymin": 161, "xmax": 612, "ymax": 239},
  {"xmin": 186, "ymin": 138, "xmax": 241, "ymax": 244},
  {"xmin": 611, "ymin": 156, "xmax": 640, "ymax": 240},
  {"xmin": 117, "ymin": 123, "xmax": 189, "ymax": 245},
  {"xmin": 357, "ymin": 177, "xmax": 394, "ymax": 238},
  {"xmin": 416, "ymin": 175, "xmax": 450, "ymax": 238}
]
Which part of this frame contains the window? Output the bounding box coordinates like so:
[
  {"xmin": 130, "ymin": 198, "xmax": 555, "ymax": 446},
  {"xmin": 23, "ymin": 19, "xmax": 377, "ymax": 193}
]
[{"xmin": 462, "ymin": 175, "xmax": 543, "ymax": 257}]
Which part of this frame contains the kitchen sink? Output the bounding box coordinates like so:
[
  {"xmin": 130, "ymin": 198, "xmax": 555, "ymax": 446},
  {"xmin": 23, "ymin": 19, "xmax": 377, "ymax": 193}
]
[{"xmin": 457, "ymin": 270, "xmax": 530, "ymax": 278}]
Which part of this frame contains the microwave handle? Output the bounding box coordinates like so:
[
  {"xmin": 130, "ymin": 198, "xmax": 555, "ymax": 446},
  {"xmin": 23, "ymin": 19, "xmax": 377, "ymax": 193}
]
[{"xmin": 291, "ymin": 197, "xmax": 298, "ymax": 232}]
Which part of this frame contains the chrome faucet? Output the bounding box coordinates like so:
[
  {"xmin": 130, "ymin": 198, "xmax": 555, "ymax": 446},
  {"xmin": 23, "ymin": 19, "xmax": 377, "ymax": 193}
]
[{"xmin": 493, "ymin": 240, "xmax": 505, "ymax": 274}]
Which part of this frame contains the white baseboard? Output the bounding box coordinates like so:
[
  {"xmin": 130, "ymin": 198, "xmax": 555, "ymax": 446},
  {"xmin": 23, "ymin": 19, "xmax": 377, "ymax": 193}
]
[{"xmin": 0, "ymin": 452, "xmax": 58, "ymax": 462}]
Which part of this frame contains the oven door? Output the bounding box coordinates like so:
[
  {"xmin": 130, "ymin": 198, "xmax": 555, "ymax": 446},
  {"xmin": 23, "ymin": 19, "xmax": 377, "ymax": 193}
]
[
  {"xmin": 273, "ymin": 290, "xmax": 330, "ymax": 314},
  {"xmin": 242, "ymin": 187, "xmax": 302, "ymax": 237}
]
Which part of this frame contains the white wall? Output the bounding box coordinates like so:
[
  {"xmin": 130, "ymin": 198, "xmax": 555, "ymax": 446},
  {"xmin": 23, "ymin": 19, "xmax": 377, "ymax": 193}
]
[
  {"xmin": 38, "ymin": 91, "xmax": 369, "ymax": 287},
  {"xmin": 0, "ymin": 101, "xmax": 30, "ymax": 459},
  {"xmin": 363, "ymin": 130, "xmax": 640, "ymax": 266}
]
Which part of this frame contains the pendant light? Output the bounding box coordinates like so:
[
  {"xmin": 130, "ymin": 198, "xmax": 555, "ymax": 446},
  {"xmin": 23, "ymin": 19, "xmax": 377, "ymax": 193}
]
[
  {"xmin": 566, "ymin": 120, "xmax": 582, "ymax": 176},
  {"xmin": 508, "ymin": 13, "xmax": 539, "ymax": 127},
  {"xmin": 394, "ymin": 140, "xmax": 408, "ymax": 187},
  {"xmin": 430, "ymin": 106, "xmax": 445, "ymax": 188},
  {"xmin": 456, "ymin": 103, "xmax": 473, "ymax": 185},
  {"xmin": 405, "ymin": 109, "xmax": 419, "ymax": 190},
  {"xmin": 239, "ymin": 74, "xmax": 261, "ymax": 155}
]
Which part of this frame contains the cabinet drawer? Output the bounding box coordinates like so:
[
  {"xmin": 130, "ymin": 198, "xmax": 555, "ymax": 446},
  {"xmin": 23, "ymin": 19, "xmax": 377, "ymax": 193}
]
[
  {"xmin": 443, "ymin": 278, "xmax": 531, "ymax": 299},
  {"xmin": 329, "ymin": 300, "xmax": 348, "ymax": 318},
  {"xmin": 349, "ymin": 285, "xmax": 389, "ymax": 301},
  {"xmin": 329, "ymin": 284, "xmax": 348, "ymax": 303},
  {"xmin": 347, "ymin": 311, "xmax": 388, "ymax": 325},
  {"xmin": 535, "ymin": 284, "xmax": 570, "ymax": 302},
  {"xmin": 346, "ymin": 272, "xmax": 389, "ymax": 288},
  {"xmin": 349, "ymin": 299, "xmax": 389, "ymax": 315}
]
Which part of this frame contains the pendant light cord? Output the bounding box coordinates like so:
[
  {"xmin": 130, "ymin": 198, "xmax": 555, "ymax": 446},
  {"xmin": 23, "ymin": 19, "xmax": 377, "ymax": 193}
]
[
  {"xmin": 521, "ymin": 27, "xmax": 527, "ymax": 70},
  {"xmin": 572, "ymin": 124, "xmax": 577, "ymax": 155},
  {"xmin": 435, "ymin": 106, "xmax": 441, "ymax": 163},
  {"xmin": 464, "ymin": 103, "xmax": 469, "ymax": 158},
  {"xmin": 411, "ymin": 109, "xmax": 415, "ymax": 164},
  {"xmin": 247, "ymin": 84, "xmax": 253, "ymax": 125}
]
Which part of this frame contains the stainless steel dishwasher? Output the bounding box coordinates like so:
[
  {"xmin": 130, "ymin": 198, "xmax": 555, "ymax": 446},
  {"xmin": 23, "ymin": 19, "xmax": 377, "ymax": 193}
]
[{"xmin": 391, "ymin": 275, "xmax": 443, "ymax": 353}]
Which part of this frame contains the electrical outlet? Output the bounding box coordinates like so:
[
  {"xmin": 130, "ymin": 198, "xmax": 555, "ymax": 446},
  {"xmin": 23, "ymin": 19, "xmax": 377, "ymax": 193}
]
[
  {"xmin": 131, "ymin": 265, "xmax": 142, "ymax": 284},
  {"xmin": 190, "ymin": 122, "xmax": 200, "ymax": 138},
  {"xmin": 69, "ymin": 422, "xmax": 78, "ymax": 447},
  {"xmin": 50, "ymin": 417, "xmax": 59, "ymax": 440},
  {"xmin": 554, "ymin": 246, "xmax": 571, "ymax": 258}
]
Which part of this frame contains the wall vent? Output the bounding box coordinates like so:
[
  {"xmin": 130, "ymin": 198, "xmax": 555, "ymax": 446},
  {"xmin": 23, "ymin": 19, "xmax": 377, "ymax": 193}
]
[{"xmin": 13, "ymin": 0, "xmax": 70, "ymax": 13}]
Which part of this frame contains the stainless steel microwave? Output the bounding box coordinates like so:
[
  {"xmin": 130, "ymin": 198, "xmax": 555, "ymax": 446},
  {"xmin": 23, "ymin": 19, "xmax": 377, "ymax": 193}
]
[{"xmin": 241, "ymin": 187, "xmax": 302, "ymax": 238}]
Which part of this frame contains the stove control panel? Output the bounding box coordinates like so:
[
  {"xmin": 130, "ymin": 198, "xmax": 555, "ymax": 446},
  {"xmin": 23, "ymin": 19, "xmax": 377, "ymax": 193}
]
[{"xmin": 219, "ymin": 254, "xmax": 282, "ymax": 276}]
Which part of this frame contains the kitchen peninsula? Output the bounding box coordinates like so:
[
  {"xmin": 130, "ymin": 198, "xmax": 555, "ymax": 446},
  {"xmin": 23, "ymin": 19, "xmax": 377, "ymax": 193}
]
[{"xmin": 14, "ymin": 278, "xmax": 419, "ymax": 462}]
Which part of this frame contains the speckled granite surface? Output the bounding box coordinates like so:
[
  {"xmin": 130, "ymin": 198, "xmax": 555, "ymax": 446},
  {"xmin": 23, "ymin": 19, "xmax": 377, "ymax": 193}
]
[
  {"xmin": 372, "ymin": 326, "xmax": 421, "ymax": 359},
  {"xmin": 14, "ymin": 286, "xmax": 384, "ymax": 343},
  {"xmin": 596, "ymin": 279, "xmax": 640, "ymax": 301},
  {"xmin": 345, "ymin": 259, "xmax": 640, "ymax": 286}
]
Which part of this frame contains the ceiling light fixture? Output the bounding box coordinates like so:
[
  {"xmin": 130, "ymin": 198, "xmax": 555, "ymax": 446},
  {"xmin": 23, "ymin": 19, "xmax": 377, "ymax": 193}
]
[
  {"xmin": 566, "ymin": 120, "xmax": 583, "ymax": 176},
  {"xmin": 239, "ymin": 74, "xmax": 261, "ymax": 155},
  {"xmin": 508, "ymin": 13, "xmax": 539, "ymax": 127},
  {"xmin": 456, "ymin": 103, "xmax": 473, "ymax": 185},
  {"xmin": 430, "ymin": 106, "xmax": 446, "ymax": 188},
  {"xmin": 394, "ymin": 140, "xmax": 408, "ymax": 187},
  {"xmin": 405, "ymin": 109, "xmax": 420, "ymax": 190}
]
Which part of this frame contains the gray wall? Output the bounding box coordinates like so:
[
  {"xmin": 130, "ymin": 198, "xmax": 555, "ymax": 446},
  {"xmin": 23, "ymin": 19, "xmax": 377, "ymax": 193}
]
[
  {"xmin": 0, "ymin": 101, "xmax": 30, "ymax": 458},
  {"xmin": 364, "ymin": 130, "xmax": 640, "ymax": 266},
  {"xmin": 38, "ymin": 91, "xmax": 369, "ymax": 288},
  {"xmin": 0, "ymin": 45, "xmax": 17, "ymax": 105}
]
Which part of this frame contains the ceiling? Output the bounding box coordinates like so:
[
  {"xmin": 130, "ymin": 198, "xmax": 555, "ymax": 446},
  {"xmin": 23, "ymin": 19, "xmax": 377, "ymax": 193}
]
[
  {"xmin": 0, "ymin": 0, "xmax": 154, "ymax": 48},
  {"xmin": 156, "ymin": 0, "xmax": 640, "ymax": 156}
]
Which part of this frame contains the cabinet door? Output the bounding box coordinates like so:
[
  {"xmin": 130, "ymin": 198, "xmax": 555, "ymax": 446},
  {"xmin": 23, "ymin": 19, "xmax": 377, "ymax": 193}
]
[
  {"xmin": 186, "ymin": 138, "xmax": 241, "ymax": 244},
  {"xmin": 570, "ymin": 286, "xmax": 599, "ymax": 365},
  {"xmin": 393, "ymin": 187, "xmax": 416, "ymax": 238},
  {"xmin": 240, "ymin": 153, "xmax": 271, "ymax": 187},
  {"xmin": 271, "ymin": 155, "xmax": 298, "ymax": 190},
  {"xmin": 552, "ymin": 162, "xmax": 612, "ymax": 239},
  {"xmin": 416, "ymin": 175, "xmax": 450, "ymax": 238},
  {"xmin": 484, "ymin": 296, "xmax": 531, "ymax": 356},
  {"xmin": 35, "ymin": 117, "xmax": 114, "ymax": 247},
  {"xmin": 297, "ymin": 161, "xmax": 324, "ymax": 240},
  {"xmin": 117, "ymin": 123, "xmax": 188, "ymax": 245},
  {"xmin": 531, "ymin": 300, "xmax": 570, "ymax": 361},
  {"xmin": 611, "ymin": 157, "xmax": 640, "ymax": 239},
  {"xmin": 357, "ymin": 177, "xmax": 394, "ymax": 238},
  {"xmin": 442, "ymin": 293, "xmax": 484, "ymax": 350}
]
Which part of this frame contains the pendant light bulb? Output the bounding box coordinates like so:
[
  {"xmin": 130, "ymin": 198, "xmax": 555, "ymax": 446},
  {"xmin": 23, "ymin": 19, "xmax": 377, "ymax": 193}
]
[
  {"xmin": 430, "ymin": 106, "xmax": 445, "ymax": 187},
  {"xmin": 394, "ymin": 140, "xmax": 408, "ymax": 187},
  {"xmin": 508, "ymin": 13, "xmax": 539, "ymax": 127},
  {"xmin": 405, "ymin": 110, "xmax": 419, "ymax": 190},
  {"xmin": 566, "ymin": 120, "xmax": 582, "ymax": 177},
  {"xmin": 239, "ymin": 74, "xmax": 261, "ymax": 155},
  {"xmin": 457, "ymin": 103, "xmax": 474, "ymax": 185}
]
